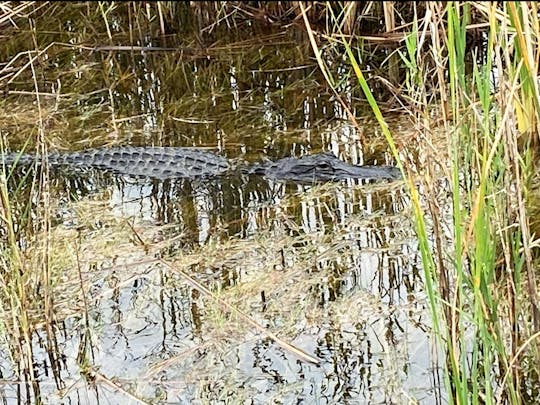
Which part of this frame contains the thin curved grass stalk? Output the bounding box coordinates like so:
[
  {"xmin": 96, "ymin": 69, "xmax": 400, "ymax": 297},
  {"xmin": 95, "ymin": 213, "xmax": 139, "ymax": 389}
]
[{"xmin": 157, "ymin": 258, "xmax": 320, "ymax": 365}]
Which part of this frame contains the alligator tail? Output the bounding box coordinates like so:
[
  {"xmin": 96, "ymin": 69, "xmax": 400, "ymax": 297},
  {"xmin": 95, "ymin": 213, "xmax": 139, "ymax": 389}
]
[
  {"xmin": 0, "ymin": 151, "xmax": 72, "ymax": 168},
  {"xmin": 1, "ymin": 152, "xmax": 36, "ymax": 167}
]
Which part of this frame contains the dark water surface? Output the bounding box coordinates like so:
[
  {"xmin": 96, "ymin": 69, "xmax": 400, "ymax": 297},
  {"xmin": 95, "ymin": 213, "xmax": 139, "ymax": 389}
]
[{"xmin": 0, "ymin": 13, "xmax": 441, "ymax": 405}]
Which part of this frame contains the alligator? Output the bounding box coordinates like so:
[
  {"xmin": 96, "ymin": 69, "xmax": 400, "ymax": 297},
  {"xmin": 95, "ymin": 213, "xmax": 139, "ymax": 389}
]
[{"xmin": 1, "ymin": 146, "xmax": 401, "ymax": 183}]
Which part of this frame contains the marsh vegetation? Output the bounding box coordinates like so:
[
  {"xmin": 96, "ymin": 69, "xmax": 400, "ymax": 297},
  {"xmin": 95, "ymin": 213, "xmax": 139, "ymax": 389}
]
[{"xmin": 0, "ymin": 2, "xmax": 539, "ymax": 404}]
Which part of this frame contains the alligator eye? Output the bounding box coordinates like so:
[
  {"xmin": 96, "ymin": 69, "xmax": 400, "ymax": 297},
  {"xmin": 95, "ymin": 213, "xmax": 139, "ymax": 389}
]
[{"xmin": 318, "ymin": 162, "xmax": 331, "ymax": 169}]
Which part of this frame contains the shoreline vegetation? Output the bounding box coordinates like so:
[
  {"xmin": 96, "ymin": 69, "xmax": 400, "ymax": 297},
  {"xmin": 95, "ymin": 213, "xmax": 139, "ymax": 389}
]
[{"xmin": 1, "ymin": 2, "xmax": 539, "ymax": 404}]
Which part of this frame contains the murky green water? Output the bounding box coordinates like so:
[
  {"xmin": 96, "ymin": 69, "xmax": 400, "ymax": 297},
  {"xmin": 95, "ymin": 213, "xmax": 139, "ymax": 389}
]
[{"xmin": 0, "ymin": 9, "xmax": 441, "ymax": 404}]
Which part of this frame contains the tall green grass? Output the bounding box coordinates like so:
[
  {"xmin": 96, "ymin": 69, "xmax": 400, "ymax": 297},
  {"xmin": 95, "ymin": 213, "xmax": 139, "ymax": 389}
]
[
  {"xmin": 307, "ymin": 1, "xmax": 540, "ymax": 403},
  {"xmin": 1, "ymin": 69, "xmax": 54, "ymax": 405},
  {"xmin": 0, "ymin": 146, "xmax": 40, "ymax": 400}
]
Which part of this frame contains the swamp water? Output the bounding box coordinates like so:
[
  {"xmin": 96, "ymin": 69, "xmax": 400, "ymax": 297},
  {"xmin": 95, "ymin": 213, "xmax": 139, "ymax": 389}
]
[{"xmin": 1, "ymin": 21, "xmax": 441, "ymax": 405}]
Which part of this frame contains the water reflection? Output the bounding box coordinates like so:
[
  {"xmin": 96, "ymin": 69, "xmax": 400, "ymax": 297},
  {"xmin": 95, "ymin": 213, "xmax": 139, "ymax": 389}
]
[
  {"xmin": 1, "ymin": 160, "xmax": 440, "ymax": 404},
  {"xmin": 49, "ymin": 168, "xmax": 404, "ymax": 240}
]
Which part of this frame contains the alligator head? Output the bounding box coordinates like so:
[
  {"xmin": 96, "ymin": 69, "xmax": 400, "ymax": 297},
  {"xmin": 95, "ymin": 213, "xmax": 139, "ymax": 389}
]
[{"xmin": 249, "ymin": 152, "xmax": 401, "ymax": 183}]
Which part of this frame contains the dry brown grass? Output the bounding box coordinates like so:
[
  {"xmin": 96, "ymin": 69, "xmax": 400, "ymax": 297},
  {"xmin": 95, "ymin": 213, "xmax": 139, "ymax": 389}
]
[{"xmin": 0, "ymin": 177, "xmax": 417, "ymax": 402}]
